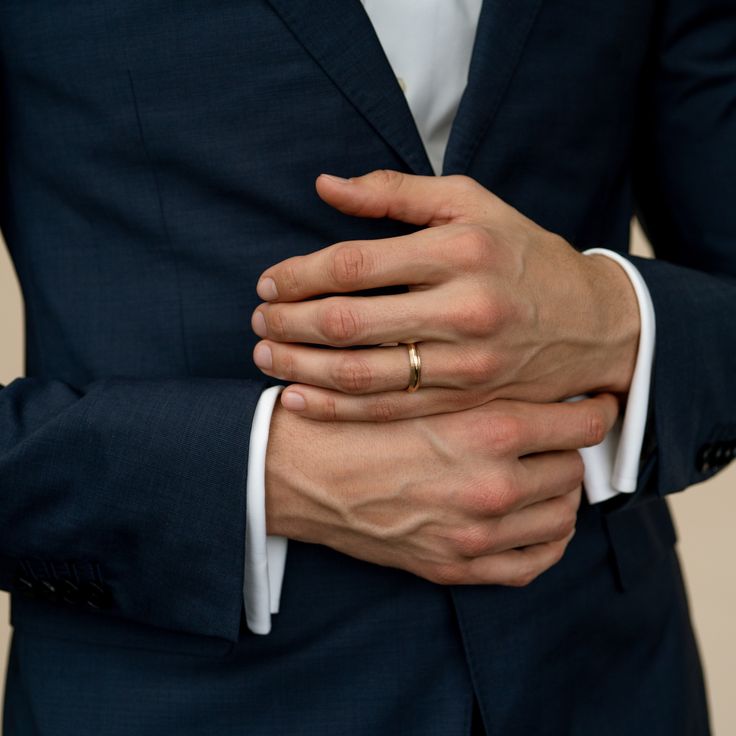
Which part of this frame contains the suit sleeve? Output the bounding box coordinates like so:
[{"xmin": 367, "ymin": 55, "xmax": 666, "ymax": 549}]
[
  {"xmin": 627, "ymin": 0, "xmax": 736, "ymax": 497},
  {"xmin": 0, "ymin": 375, "xmax": 267, "ymax": 642}
]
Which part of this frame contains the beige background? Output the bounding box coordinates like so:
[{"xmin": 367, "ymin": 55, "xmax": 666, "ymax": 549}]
[{"xmin": 0, "ymin": 226, "xmax": 734, "ymax": 732}]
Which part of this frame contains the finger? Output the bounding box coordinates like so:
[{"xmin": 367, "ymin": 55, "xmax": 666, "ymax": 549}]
[
  {"xmin": 316, "ymin": 170, "xmax": 498, "ymax": 228},
  {"xmin": 277, "ymin": 388, "xmax": 619, "ymax": 435},
  {"xmin": 278, "ymin": 385, "xmax": 473, "ymax": 422},
  {"xmin": 253, "ymin": 341, "xmax": 457, "ymax": 394},
  {"xmin": 252, "ymin": 292, "xmax": 449, "ymax": 347},
  {"xmin": 514, "ymin": 451, "xmax": 586, "ymax": 508},
  {"xmin": 466, "ymin": 534, "xmax": 574, "ymax": 586},
  {"xmin": 466, "ymin": 450, "xmax": 584, "ymax": 516},
  {"xmin": 489, "ymin": 393, "xmax": 620, "ymax": 457},
  {"xmin": 437, "ymin": 533, "xmax": 574, "ymax": 586},
  {"xmin": 257, "ymin": 227, "xmax": 451, "ymax": 303},
  {"xmin": 453, "ymin": 488, "xmax": 581, "ymax": 557}
]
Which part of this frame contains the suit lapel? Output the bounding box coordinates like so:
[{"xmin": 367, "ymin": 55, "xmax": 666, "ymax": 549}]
[
  {"xmin": 443, "ymin": 0, "xmax": 543, "ymax": 174},
  {"xmin": 266, "ymin": 0, "xmax": 434, "ymax": 175}
]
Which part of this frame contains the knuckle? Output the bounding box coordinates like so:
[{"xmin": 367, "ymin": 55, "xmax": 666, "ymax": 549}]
[
  {"xmin": 427, "ymin": 562, "xmax": 466, "ymax": 586},
  {"xmin": 332, "ymin": 355, "xmax": 373, "ymax": 393},
  {"xmin": 320, "ymin": 301, "xmax": 362, "ymax": 345},
  {"xmin": 452, "ymin": 526, "xmax": 492, "ymax": 558},
  {"xmin": 480, "ymin": 415, "xmax": 523, "ymax": 457},
  {"xmin": 552, "ymin": 512, "xmax": 577, "ymax": 542},
  {"xmin": 559, "ymin": 452, "xmax": 585, "ymax": 490},
  {"xmin": 455, "ymin": 297, "xmax": 501, "ymax": 338},
  {"xmin": 329, "ymin": 244, "xmax": 371, "ymax": 288},
  {"xmin": 369, "ymin": 397, "xmax": 399, "ymax": 422},
  {"xmin": 468, "ymin": 478, "xmax": 517, "ymax": 517},
  {"xmin": 452, "ymin": 225, "xmax": 491, "ymax": 270},
  {"xmin": 571, "ymin": 453, "xmax": 586, "ymax": 485},
  {"xmin": 267, "ymin": 308, "xmax": 288, "ymax": 340},
  {"xmin": 372, "ymin": 169, "xmax": 404, "ymax": 191},
  {"xmin": 492, "ymin": 479, "xmax": 520, "ymax": 514},
  {"xmin": 276, "ymin": 349, "xmax": 297, "ymax": 381},
  {"xmin": 507, "ymin": 572, "xmax": 533, "ymax": 588},
  {"xmin": 321, "ymin": 393, "xmax": 338, "ymax": 421},
  {"xmin": 583, "ymin": 408, "xmax": 607, "ymax": 447},
  {"xmin": 508, "ymin": 562, "xmax": 540, "ymax": 588},
  {"xmin": 280, "ymin": 262, "xmax": 301, "ymax": 296},
  {"xmin": 447, "ymin": 175, "xmax": 482, "ymax": 200}
]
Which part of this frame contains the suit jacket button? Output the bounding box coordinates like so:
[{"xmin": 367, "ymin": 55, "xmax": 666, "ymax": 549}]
[
  {"xmin": 697, "ymin": 444, "xmax": 713, "ymax": 473},
  {"xmin": 61, "ymin": 579, "xmax": 82, "ymax": 605},
  {"xmin": 39, "ymin": 579, "xmax": 58, "ymax": 601},
  {"xmin": 83, "ymin": 581, "xmax": 112, "ymax": 610},
  {"xmin": 15, "ymin": 575, "xmax": 36, "ymax": 596}
]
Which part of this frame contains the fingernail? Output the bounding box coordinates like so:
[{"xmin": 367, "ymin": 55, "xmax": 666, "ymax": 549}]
[
  {"xmin": 282, "ymin": 391, "xmax": 306, "ymax": 411},
  {"xmin": 257, "ymin": 277, "xmax": 278, "ymax": 301},
  {"xmin": 252, "ymin": 311, "xmax": 267, "ymax": 338},
  {"xmin": 320, "ymin": 173, "xmax": 351, "ymax": 185},
  {"xmin": 253, "ymin": 342, "xmax": 273, "ymax": 370}
]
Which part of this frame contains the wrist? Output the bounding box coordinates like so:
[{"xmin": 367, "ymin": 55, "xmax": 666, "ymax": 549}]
[
  {"xmin": 264, "ymin": 401, "xmax": 308, "ymax": 539},
  {"xmin": 582, "ymin": 253, "xmax": 641, "ymax": 394},
  {"xmin": 264, "ymin": 402, "xmax": 354, "ymax": 542}
]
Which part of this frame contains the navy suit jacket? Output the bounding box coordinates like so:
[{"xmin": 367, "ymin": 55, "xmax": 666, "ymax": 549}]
[{"xmin": 1, "ymin": 1, "xmax": 732, "ymax": 734}]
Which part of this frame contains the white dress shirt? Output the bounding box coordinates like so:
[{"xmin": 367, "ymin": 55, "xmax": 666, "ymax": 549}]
[{"xmin": 244, "ymin": 0, "xmax": 656, "ymax": 635}]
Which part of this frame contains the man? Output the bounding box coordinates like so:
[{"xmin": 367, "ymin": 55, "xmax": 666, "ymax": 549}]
[{"xmin": 0, "ymin": 0, "xmax": 733, "ymax": 734}]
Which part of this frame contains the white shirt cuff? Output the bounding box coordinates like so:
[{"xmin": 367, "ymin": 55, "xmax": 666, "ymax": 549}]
[
  {"xmin": 577, "ymin": 248, "xmax": 656, "ymax": 504},
  {"xmin": 244, "ymin": 385, "xmax": 288, "ymax": 635}
]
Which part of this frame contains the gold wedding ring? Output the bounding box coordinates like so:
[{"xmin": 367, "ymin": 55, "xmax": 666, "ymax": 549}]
[{"xmin": 405, "ymin": 342, "xmax": 422, "ymax": 393}]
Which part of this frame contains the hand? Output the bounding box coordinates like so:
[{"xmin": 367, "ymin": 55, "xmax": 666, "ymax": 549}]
[
  {"xmin": 265, "ymin": 392, "xmax": 618, "ymax": 586},
  {"xmin": 251, "ymin": 171, "xmax": 640, "ymax": 422}
]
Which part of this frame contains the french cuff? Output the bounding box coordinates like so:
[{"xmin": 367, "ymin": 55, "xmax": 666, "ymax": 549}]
[
  {"xmin": 577, "ymin": 248, "xmax": 656, "ymax": 504},
  {"xmin": 244, "ymin": 385, "xmax": 288, "ymax": 635}
]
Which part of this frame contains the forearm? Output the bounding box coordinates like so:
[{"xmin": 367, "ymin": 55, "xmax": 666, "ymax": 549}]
[
  {"xmin": 625, "ymin": 256, "xmax": 736, "ymax": 495},
  {"xmin": 0, "ymin": 375, "xmax": 265, "ymax": 641}
]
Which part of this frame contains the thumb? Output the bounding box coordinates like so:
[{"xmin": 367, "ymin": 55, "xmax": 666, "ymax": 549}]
[{"xmin": 315, "ymin": 170, "xmax": 494, "ymax": 227}]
